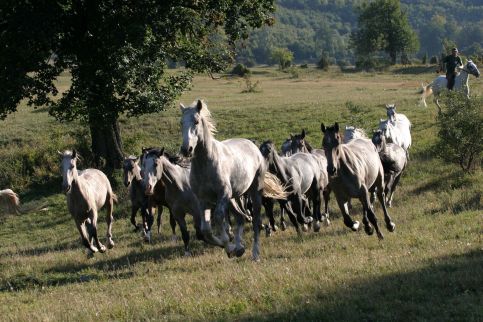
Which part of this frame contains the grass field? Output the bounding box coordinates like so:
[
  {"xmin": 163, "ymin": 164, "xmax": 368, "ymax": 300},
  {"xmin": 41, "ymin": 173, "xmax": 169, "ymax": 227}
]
[{"xmin": 0, "ymin": 66, "xmax": 481, "ymax": 321}]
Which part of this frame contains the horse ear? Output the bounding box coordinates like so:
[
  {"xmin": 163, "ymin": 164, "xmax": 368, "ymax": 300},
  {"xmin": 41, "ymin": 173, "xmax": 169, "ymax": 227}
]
[
  {"xmin": 156, "ymin": 148, "xmax": 164, "ymax": 157},
  {"xmin": 196, "ymin": 100, "xmax": 203, "ymax": 111},
  {"xmin": 57, "ymin": 150, "xmax": 63, "ymax": 156},
  {"xmin": 321, "ymin": 123, "xmax": 326, "ymax": 133},
  {"xmin": 385, "ymin": 104, "xmax": 390, "ymax": 109},
  {"xmin": 301, "ymin": 129, "xmax": 306, "ymax": 138},
  {"xmin": 179, "ymin": 103, "xmax": 185, "ymax": 112},
  {"xmin": 380, "ymin": 118, "xmax": 385, "ymax": 123},
  {"xmin": 72, "ymin": 149, "xmax": 77, "ymax": 159},
  {"xmin": 290, "ymin": 133, "xmax": 294, "ymax": 139},
  {"xmin": 334, "ymin": 122, "xmax": 339, "ymax": 132}
]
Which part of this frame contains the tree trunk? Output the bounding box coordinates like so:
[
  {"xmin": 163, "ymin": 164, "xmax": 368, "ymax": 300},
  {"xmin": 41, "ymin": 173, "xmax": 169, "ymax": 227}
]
[
  {"xmin": 389, "ymin": 51, "xmax": 397, "ymax": 65},
  {"xmin": 90, "ymin": 118, "xmax": 124, "ymax": 172}
]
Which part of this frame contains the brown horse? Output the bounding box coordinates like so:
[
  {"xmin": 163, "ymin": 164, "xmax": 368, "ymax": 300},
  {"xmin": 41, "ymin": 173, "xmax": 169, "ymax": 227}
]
[{"xmin": 321, "ymin": 123, "xmax": 395, "ymax": 239}]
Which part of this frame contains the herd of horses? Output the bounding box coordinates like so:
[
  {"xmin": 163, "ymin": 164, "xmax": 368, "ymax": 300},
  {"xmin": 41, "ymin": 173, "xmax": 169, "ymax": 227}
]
[
  {"xmin": 1, "ymin": 60, "xmax": 479, "ymax": 261},
  {"xmin": 57, "ymin": 100, "xmax": 412, "ymax": 261}
]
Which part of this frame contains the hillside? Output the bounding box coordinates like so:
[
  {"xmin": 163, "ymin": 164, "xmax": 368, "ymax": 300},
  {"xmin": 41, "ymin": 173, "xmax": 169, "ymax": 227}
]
[{"xmin": 236, "ymin": 0, "xmax": 483, "ymax": 64}]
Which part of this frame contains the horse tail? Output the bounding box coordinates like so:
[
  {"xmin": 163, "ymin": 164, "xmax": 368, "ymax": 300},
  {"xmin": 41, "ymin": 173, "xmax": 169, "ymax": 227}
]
[
  {"xmin": 0, "ymin": 189, "xmax": 20, "ymax": 215},
  {"xmin": 111, "ymin": 192, "xmax": 118, "ymax": 204},
  {"xmin": 419, "ymin": 82, "xmax": 433, "ymax": 107},
  {"xmin": 262, "ymin": 172, "xmax": 288, "ymax": 200}
]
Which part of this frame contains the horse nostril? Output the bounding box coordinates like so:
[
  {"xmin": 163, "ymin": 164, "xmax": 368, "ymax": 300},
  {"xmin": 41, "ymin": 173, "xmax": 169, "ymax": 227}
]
[{"xmin": 188, "ymin": 146, "xmax": 193, "ymax": 153}]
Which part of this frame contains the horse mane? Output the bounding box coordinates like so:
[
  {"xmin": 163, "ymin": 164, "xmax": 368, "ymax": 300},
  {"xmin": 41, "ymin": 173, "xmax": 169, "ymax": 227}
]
[
  {"xmin": 305, "ymin": 140, "xmax": 314, "ymax": 152},
  {"xmin": 190, "ymin": 100, "xmax": 217, "ymax": 135},
  {"xmin": 145, "ymin": 148, "xmax": 190, "ymax": 168}
]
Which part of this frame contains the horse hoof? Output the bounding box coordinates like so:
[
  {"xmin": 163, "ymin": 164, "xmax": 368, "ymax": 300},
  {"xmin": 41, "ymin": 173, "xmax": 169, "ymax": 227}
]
[
  {"xmin": 272, "ymin": 225, "xmax": 279, "ymax": 232},
  {"xmin": 324, "ymin": 218, "xmax": 331, "ymax": 226},
  {"xmin": 90, "ymin": 246, "xmax": 99, "ymax": 253},
  {"xmin": 99, "ymin": 245, "xmax": 107, "ymax": 253},
  {"xmin": 107, "ymin": 239, "xmax": 115, "ymax": 249},
  {"xmin": 364, "ymin": 225, "xmax": 374, "ymax": 236},
  {"xmin": 302, "ymin": 224, "xmax": 309, "ymax": 232},
  {"xmin": 377, "ymin": 232, "xmax": 384, "ymax": 240},
  {"xmin": 235, "ymin": 247, "xmax": 245, "ymax": 257},
  {"xmin": 313, "ymin": 221, "xmax": 321, "ymax": 232},
  {"xmin": 305, "ymin": 216, "xmax": 313, "ymax": 224},
  {"xmin": 265, "ymin": 228, "xmax": 272, "ymax": 238},
  {"xmin": 387, "ymin": 222, "xmax": 396, "ymax": 232},
  {"xmin": 245, "ymin": 216, "xmax": 253, "ymax": 222},
  {"xmin": 252, "ymin": 255, "xmax": 261, "ymax": 262},
  {"xmin": 281, "ymin": 222, "xmax": 287, "ymax": 231},
  {"xmin": 351, "ymin": 221, "xmax": 360, "ymax": 231},
  {"xmin": 226, "ymin": 244, "xmax": 237, "ymax": 258},
  {"xmin": 144, "ymin": 231, "xmax": 152, "ymax": 243}
]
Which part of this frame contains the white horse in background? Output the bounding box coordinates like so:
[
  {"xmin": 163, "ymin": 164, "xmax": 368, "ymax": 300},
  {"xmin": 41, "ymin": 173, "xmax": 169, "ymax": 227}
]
[
  {"xmin": 343, "ymin": 126, "xmax": 367, "ymax": 143},
  {"xmin": 379, "ymin": 104, "xmax": 412, "ymax": 154},
  {"xmin": 0, "ymin": 189, "xmax": 20, "ymax": 215},
  {"xmin": 420, "ymin": 60, "xmax": 480, "ymax": 109}
]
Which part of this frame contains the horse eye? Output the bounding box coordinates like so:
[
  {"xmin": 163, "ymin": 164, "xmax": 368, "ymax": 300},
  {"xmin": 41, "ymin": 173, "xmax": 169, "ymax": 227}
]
[{"xmin": 194, "ymin": 120, "xmax": 199, "ymax": 125}]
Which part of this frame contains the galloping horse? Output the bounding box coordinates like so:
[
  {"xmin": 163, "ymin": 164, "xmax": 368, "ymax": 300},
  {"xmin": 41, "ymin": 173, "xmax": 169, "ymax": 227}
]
[
  {"xmin": 379, "ymin": 104, "xmax": 412, "ymax": 154},
  {"xmin": 321, "ymin": 123, "xmax": 395, "ymax": 239},
  {"xmin": 60, "ymin": 150, "xmax": 116, "ymax": 257},
  {"xmin": 180, "ymin": 100, "xmax": 286, "ymax": 261},
  {"xmin": 420, "ymin": 60, "xmax": 480, "ymax": 109}
]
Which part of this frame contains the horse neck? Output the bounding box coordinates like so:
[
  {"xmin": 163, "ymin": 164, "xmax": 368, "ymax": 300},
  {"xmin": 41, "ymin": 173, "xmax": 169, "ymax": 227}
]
[
  {"xmin": 192, "ymin": 121, "xmax": 217, "ymax": 165},
  {"xmin": 131, "ymin": 164, "xmax": 143, "ymax": 182},
  {"xmin": 330, "ymin": 145, "xmax": 342, "ymax": 172},
  {"xmin": 70, "ymin": 169, "xmax": 88, "ymax": 199},
  {"xmin": 159, "ymin": 157, "xmax": 183, "ymax": 190},
  {"xmin": 304, "ymin": 140, "xmax": 313, "ymax": 153},
  {"xmin": 271, "ymin": 151, "xmax": 290, "ymax": 183},
  {"xmin": 458, "ymin": 69, "xmax": 470, "ymax": 86}
]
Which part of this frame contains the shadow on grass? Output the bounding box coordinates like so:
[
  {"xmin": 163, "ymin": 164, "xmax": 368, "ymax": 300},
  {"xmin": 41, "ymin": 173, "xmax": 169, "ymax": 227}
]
[
  {"xmin": 0, "ymin": 239, "xmax": 79, "ymax": 258},
  {"xmin": 408, "ymin": 170, "xmax": 472, "ymax": 196},
  {"xmin": 240, "ymin": 249, "xmax": 482, "ymax": 322}
]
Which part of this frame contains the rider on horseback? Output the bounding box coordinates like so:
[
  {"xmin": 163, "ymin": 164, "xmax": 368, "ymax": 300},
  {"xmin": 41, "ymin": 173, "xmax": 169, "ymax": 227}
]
[{"xmin": 441, "ymin": 47, "xmax": 463, "ymax": 90}]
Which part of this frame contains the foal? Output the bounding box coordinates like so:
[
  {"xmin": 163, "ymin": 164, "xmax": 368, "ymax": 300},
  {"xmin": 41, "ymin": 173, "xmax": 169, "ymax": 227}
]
[{"xmin": 60, "ymin": 150, "xmax": 116, "ymax": 257}]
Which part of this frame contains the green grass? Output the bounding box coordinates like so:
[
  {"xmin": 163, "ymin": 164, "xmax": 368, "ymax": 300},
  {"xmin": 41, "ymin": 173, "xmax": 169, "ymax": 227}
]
[{"xmin": 0, "ymin": 66, "xmax": 481, "ymax": 321}]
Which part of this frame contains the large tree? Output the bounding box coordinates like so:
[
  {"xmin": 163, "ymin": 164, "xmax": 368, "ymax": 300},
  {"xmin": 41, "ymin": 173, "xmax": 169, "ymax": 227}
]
[
  {"xmin": 350, "ymin": 0, "xmax": 419, "ymax": 64},
  {"xmin": 0, "ymin": 0, "xmax": 274, "ymax": 169}
]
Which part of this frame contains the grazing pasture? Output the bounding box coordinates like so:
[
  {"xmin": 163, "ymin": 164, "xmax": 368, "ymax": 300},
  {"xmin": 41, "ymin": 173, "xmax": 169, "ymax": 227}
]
[{"xmin": 0, "ymin": 67, "xmax": 481, "ymax": 321}]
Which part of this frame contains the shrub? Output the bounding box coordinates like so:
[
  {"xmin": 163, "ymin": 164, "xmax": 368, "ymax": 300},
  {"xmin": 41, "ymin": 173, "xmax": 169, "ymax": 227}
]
[
  {"xmin": 401, "ymin": 52, "xmax": 412, "ymax": 65},
  {"xmin": 245, "ymin": 58, "xmax": 256, "ymax": 68},
  {"xmin": 270, "ymin": 47, "xmax": 293, "ymax": 70},
  {"xmin": 429, "ymin": 55, "xmax": 439, "ymax": 64},
  {"xmin": 241, "ymin": 75, "xmax": 261, "ymax": 93},
  {"xmin": 317, "ymin": 52, "xmax": 330, "ymax": 71},
  {"xmin": 299, "ymin": 63, "xmax": 308, "ymax": 69},
  {"xmin": 436, "ymin": 91, "xmax": 482, "ymax": 172},
  {"xmin": 231, "ymin": 63, "xmax": 250, "ymax": 77}
]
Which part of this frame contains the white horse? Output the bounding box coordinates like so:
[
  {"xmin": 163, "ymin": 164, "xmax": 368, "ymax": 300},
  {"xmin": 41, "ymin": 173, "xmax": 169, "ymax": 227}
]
[
  {"xmin": 420, "ymin": 60, "xmax": 480, "ymax": 109},
  {"xmin": 180, "ymin": 100, "xmax": 286, "ymax": 261},
  {"xmin": 379, "ymin": 104, "xmax": 412, "ymax": 153},
  {"xmin": 0, "ymin": 189, "xmax": 20, "ymax": 215},
  {"xmin": 343, "ymin": 126, "xmax": 367, "ymax": 143},
  {"xmin": 60, "ymin": 150, "xmax": 116, "ymax": 257}
]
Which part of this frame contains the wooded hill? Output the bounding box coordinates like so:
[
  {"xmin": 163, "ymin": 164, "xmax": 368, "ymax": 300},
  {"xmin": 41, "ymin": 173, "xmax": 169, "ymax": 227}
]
[{"xmin": 236, "ymin": 0, "xmax": 483, "ymax": 64}]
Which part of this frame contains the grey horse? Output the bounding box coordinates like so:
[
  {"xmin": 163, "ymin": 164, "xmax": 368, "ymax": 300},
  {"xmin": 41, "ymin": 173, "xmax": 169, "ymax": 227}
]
[
  {"xmin": 180, "ymin": 100, "xmax": 286, "ymax": 261},
  {"xmin": 321, "ymin": 123, "xmax": 395, "ymax": 239},
  {"xmin": 60, "ymin": 150, "xmax": 116, "ymax": 257},
  {"xmin": 372, "ymin": 130, "xmax": 407, "ymax": 207}
]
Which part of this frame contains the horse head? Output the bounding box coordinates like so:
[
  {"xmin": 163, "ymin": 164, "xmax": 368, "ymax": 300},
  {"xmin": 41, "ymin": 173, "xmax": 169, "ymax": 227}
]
[
  {"xmin": 466, "ymin": 60, "xmax": 480, "ymax": 78},
  {"xmin": 290, "ymin": 129, "xmax": 308, "ymax": 154},
  {"xmin": 371, "ymin": 129, "xmax": 386, "ymax": 152},
  {"xmin": 385, "ymin": 104, "xmax": 397, "ymax": 123},
  {"xmin": 179, "ymin": 99, "xmax": 215, "ymax": 157},
  {"xmin": 321, "ymin": 122, "xmax": 341, "ymax": 176},
  {"xmin": 123, "ymin": 155, "xmax": 139, "ymax": 187},
  {"xmin": 59, "ymin": 149, "xmax": 78, "ymax": 194},
  {"xmin": 142, "ymin": 148, "xmax": 164, "ymax": 195}
]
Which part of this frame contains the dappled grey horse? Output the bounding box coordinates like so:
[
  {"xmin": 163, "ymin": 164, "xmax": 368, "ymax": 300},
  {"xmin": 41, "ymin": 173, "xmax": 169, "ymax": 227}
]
[
  {"xmin": 60, "ymin": 150, "xmax": 116, "ymax": 257},
  {"xmin": 143, "ymin": 148, "xmax": 204, "ymax": 256},
  {"xmin": 180, "ymin": 100, "xmax": 286, "ymax": 261},
  {"xmin": 289, "ymin": 129, "xmax": 331, "ymax": 227},
  {"xmin": 260, "ymin": 140, "xmax": 327, "ymax": 234},
  {"xmin": 321, "ymin": 123, "xmax": 395, "ymax": 239},
  {"xmin": 372, "ymin": 130, "xmax": 407, "ymax": 207},
  {"xmin": 343, "ymin": 126, "xmax": 367, "ymax": 143}
]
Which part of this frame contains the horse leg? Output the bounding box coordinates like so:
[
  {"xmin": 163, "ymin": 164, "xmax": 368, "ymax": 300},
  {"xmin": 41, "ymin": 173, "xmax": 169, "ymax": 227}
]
[
  {"xmin": 156, "ymin": 204, "xmax": 162, "ymax": 235},
  {"xmin": 281, "ymin": 200, "xmax": 301, "ymax": 235},
  {"xmin": 262, "ymin": 197, "xmax": 275, "ymax": 237},
  {"xmin": 130, "ymin": 205, "xmax": 139, "ymax": 232},
  {"xmin": 359, "ymin": 185, "xmax": 384, "ymax": 240},
  {"xmin": 89, "ymin": 210, "xmax": 106, "ymax": 253},
  {"xmin": 213, "ymin": 195, "xmax": 236, "ymax": 257},
  {"xmin": 335, "ymin": 194, "xmax": 359, "ymax": 231},
  {"xmin": 75, "ymin": 218, "xmax": 98, "ymax": 256},
  {"xmin": 387, "ymin": 173, "xmax": 402, "ymax": 208},
  {"xmin": 385, "ymin": 174, "xmax": 396, "ymax": 207},
  {"xmin": 311, "ymin": 185, "xmax": 322, "ymax": 232},
  {"xmin": 144, "ymin": 205, "xmax": 154, "ymax": 243},
  {"xmin": 249, "ymin": 189, "xmax": 263, "ymax": 262},
  {"xmin": 199, "ymin": 202, "xmax": 224, "ymax": 248},
  {"xmin": 361, "ymin": 206, "xmax": 374, "ymax": 236},
  {"xmin": 294, "ymin": 194, "xmax": 312, "ymax": 226},
  {"xmin": 322, "ymin": 187, "xmax": 331, "ymax": 226},
  {"xmin": 234, "ymin": 212, "xmax": 246, "ymax": 257},
  {"xmin": 174, "ymin": 211, "xmax": 191, "ymax": 256},
  {"xmin": 279, "ymin": 202, "xmax": 287, "ymax": 231},
  {"xmin": 377, "ymin": 185, "xmax": 396, "ymax": 233},
  {"xmin": 105, "ymin": 196, "xmax": 115, "ymax": 249}
]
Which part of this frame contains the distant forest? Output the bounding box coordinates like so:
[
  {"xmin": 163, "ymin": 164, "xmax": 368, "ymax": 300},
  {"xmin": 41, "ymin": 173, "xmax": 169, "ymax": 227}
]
[{"xmin": 235, "ymin": 0, "xmax": 483, "ymax": 65}]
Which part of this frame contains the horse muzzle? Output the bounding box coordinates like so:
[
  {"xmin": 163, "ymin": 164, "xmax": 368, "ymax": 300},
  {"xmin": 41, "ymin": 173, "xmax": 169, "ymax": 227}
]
[
  {"xmin": 62, "ymin": 184, "xmax": 71, "ymax": 194},
  {"xmin": 327, "ymin": 167, "xmax": 337, "ymax": 176},
  {"xmin": 145, "ymin": 185, "xmax": 154, "ymax": 196}
]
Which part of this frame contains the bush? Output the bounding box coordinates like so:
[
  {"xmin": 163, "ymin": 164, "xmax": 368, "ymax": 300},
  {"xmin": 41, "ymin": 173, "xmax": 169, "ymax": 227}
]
[
  {"xmin": 231, "ymin": 63, "xmax": 250, "ymax": 77},
  {"xmin": 241, "ymin": 75, "xmax": 261, "ymax": 93},
  {"xmin": 436, "ymin": 91, "xmax": 482, "ymax": 172},
  {"xmin": 299, "ymin": 63, "xmax": 308, "ymax": 69},
  {"xmin": 429, "ymin": 55, "xmax": 439, "ymax": 64},
  {"xmin": 270, "ymin": 47, "xmax": 293, "ymax": 70},
  {"xmin": 401, "ymin": 52, "xmax": 412, "ymax": 65},
  {"xmin": 245, "ymin": 58, "xmax": 256, "ymax": 68},
  {"xmin": 317, "ymin": 52, "xmax": 330, "ymax": 71},
  {"xmin": 337, "ymin": 59, "xmax": 350, "ymax": 68}
]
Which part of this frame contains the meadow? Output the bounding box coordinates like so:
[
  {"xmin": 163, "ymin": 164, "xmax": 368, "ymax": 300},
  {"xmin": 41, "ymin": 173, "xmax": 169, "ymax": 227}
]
[{"xmin": 0, "ymin": 66, "xmax": 481, "ymax": 321}]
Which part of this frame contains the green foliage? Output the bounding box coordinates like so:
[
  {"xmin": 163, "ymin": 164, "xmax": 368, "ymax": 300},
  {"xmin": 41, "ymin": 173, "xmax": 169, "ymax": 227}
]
[
  {"xmin": 351, "ymin": 0, "xmax": 419, "ymax": 65},
  {"xmin": 317, "ymin": 52, "xmax": 330, "ymax": 71},
  {"xmin": 231, "ymin": 63, "xmax": 251, "ymax": 77},
  {"xmin": 436, "ymin": 92, "xmax": 482, "ymax": 172},
  {"xmin": 270, "ymin": 47, "xmax": 294, "ymax": 70},
  {"xmin": 241, "ymin": 75, "xmax": 261, "ymax": 93}
]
